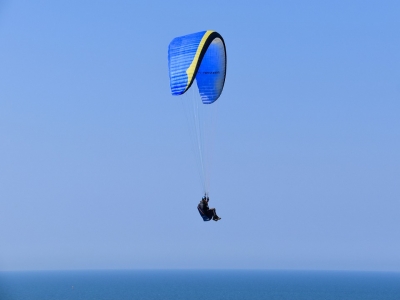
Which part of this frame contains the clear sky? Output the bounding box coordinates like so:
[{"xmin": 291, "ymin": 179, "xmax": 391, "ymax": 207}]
[{"xmin": 0, "ymin": 0, "xmax": 399, "ymax": 271}]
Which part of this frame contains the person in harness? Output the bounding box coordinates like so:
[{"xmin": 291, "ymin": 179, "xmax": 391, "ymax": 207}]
[{"xmin": 197, "ymin": 195, "xmax": 221, "ymax": 221}]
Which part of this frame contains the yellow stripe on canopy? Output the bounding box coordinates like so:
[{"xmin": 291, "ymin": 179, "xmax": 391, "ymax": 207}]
[{"xmin": 185, "ymin": 30, "xmax": 214, "ymax": 90}]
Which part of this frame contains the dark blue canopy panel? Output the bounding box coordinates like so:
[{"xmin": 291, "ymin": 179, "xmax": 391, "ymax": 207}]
[{"xmin": 168, "ymin": 30, "xmax": 227, "ymax": 104}]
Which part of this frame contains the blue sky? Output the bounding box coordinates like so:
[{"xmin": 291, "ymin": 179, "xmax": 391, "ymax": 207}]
[{"xmin": 0, "ymin": 0, "xmax": 399, "ymax": 271}]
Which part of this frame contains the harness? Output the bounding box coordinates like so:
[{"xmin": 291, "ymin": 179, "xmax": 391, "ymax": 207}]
[{"xmin": 197, "ymin": 204, "xmax": 211, "ymax": 221}]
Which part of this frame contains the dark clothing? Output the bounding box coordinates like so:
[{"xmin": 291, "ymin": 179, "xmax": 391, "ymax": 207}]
[{"xmin": 197, "ymin": 199, "xmax": 217, "ymax": 221}]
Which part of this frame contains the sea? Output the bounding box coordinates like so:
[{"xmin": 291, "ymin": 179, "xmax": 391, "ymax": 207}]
[{"xmin": 0, "ymin": 270, "xmax": 399, "ymax": 300}]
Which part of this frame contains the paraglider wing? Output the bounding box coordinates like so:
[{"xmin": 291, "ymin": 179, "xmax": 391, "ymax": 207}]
[{"xmin": 168, "ymin": 30, "xmax": 227, "ymax": 103}]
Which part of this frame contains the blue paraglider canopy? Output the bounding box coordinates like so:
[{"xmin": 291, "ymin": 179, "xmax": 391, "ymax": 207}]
[{"xmin": 168, "ymin": 30, "xmax": 227, "ymax": 104}]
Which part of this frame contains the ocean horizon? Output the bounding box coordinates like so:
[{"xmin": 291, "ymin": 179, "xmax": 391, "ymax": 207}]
[{"xmin": 0, "ymin": 269, "xmax": 399, "ymax": 300}]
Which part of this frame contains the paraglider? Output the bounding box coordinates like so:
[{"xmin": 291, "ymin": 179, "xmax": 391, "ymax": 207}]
[
  {"xmin": 197, "ymin": 195, "xmax": 221, "ymax": 222},
  {"xmin": 168, "ymin": 30, "xmax": 227, "ymax": 221}
]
